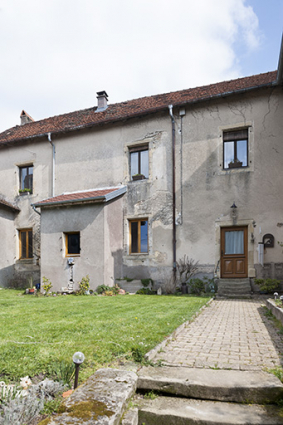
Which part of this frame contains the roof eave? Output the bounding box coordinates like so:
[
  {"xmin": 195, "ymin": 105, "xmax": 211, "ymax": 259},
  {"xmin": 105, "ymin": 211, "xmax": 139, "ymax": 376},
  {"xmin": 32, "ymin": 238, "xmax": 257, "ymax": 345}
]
[{"xmin": 0, "ymin": 75, "xmax": 278, "ymax": 147}]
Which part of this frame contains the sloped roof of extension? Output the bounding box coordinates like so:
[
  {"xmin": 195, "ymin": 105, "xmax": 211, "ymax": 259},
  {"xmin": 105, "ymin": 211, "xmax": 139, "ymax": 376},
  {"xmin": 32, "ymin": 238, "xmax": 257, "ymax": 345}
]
[
  {"xmin": 0, "ymin": 198, "xmax": 20, "ymax": 212},
  {"xmin": 33, "ymin": 186, "xmax": 126, "ymax": 208},
  {"xmin": 0, "ymin": 70, "xmax": 278, "ymax": 146}
]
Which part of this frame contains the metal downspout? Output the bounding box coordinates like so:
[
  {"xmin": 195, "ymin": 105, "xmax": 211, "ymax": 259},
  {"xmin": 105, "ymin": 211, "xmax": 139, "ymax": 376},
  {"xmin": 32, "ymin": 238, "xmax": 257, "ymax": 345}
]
[
  {"xmin": 48, "ymin": 132, "xmax": 55, "ymax": 197},
  {"xmin": 168, "ymin": 105, "xmax": 177, "ymax": 281}
]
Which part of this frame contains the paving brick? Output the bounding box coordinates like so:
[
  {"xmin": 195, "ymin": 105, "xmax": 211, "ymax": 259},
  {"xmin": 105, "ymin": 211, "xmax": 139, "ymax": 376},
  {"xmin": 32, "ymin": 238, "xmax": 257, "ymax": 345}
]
[{"xmin": 150, "ymin": 299, "xmax": 283, "ymax": 371}]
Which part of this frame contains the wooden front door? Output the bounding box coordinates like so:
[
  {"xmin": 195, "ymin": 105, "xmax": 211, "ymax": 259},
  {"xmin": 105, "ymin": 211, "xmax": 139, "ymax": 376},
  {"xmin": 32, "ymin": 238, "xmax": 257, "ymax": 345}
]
[{"xmin": 221, "ymin": 227, "xmax": 248, "ymax": 278}]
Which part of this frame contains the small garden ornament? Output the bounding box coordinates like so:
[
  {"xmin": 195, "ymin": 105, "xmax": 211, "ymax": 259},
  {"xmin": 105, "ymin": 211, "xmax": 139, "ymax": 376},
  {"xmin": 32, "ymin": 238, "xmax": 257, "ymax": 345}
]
[{"xmin": 274, "ymin": 292, "xmax": 279, "ymax": 300}]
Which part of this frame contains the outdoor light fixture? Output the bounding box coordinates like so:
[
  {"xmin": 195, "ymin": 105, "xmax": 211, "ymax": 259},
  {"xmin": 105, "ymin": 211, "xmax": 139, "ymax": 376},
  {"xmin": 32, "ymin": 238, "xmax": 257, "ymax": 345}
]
[
  {"xmin": 230, "ymin": 202, "xmax": 238, "ymax": 225},
  {"xmin": 274, "ymin": 292, "xmax": 279, "ymax": 300},
  {"xmin": 73, "ymin": 351, "xmax": 85, "ymax": 389}
]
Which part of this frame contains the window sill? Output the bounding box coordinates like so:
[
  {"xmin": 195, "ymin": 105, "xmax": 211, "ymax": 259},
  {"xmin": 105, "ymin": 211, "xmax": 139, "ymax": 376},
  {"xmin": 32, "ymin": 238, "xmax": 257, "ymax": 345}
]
[{"xmin": 16, "ymin": 258, "xmax": 34, "ymax": 264}]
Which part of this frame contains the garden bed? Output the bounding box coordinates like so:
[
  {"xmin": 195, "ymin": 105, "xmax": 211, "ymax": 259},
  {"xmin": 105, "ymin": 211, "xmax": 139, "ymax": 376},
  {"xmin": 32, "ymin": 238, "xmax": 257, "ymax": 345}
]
[{"xmin": 265, "ymin": 299, "xmax": 283, "ymax": 325}]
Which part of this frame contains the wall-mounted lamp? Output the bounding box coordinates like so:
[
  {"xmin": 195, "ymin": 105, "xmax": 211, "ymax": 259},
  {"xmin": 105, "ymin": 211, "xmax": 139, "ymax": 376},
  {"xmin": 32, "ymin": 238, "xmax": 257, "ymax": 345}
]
[
  {"xmin": 230, "ymin": 202, "xmax": 238, "ymax": 225},
  {"xmin": 73, "ymin": 351, "xmax": 85, "ymax": 389}
]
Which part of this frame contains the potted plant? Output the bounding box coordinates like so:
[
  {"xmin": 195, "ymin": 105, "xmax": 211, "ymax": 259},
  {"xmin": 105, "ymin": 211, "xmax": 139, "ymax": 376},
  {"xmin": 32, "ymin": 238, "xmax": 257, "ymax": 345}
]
[
  {"xmin": 19, "ymin": 188, "xmax": 32, "ymax": 195},
  {"xmin": 132, "ymin": 174, "xmax": 145, "ymax": 181},
  {"xmin": 228, "ymin": 159, "xmax": 243, "ymax": 169}
]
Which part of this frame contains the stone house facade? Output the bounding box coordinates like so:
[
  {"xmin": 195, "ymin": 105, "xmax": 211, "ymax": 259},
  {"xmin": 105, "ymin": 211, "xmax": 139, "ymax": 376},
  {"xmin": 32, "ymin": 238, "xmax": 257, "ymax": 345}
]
[{"xmin": 0, "ymin": 46, "xmax": 282, "ymax": 292}]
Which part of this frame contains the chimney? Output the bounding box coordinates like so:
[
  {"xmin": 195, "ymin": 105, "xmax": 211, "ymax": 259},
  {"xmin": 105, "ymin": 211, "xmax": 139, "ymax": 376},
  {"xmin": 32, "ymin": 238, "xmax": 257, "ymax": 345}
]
[
  {"xmin": 96, "ymin": 91, "xmax": 108, "ymax": 112},
  {"xmin": 20, "ymin": 110, "xmax": 34, "ymax": 125}
]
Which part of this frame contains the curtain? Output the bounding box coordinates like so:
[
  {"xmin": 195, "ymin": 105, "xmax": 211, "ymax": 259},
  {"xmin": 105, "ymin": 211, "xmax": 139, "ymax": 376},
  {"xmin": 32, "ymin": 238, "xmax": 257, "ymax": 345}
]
[{"xmin": 225, "ymin": 231, "xmax": 244, "ymax": 254}]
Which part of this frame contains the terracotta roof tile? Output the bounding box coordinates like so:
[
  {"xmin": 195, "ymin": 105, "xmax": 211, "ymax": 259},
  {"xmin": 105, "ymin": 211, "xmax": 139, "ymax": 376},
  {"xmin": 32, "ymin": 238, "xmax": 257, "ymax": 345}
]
[
  {"xmin": 34, "ymin": 187, "xmax": 126, "ymax": 207},
  {"xmin": 0, "ymin": 71, "xmax": 277, "ymax": 145},
  {"xmin": 0, "ymin": 198, "xmax": 20, "ymax": 212}
]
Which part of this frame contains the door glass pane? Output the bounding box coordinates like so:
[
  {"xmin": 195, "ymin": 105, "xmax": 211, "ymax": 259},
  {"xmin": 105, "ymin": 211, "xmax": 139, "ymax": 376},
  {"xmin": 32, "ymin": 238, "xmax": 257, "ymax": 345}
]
[
  {"xmin": 131, "ymin": 222, "xmax": 138, "ymax": 253},
  {"xmin": 140, "ymin": 150, "xmax": 149, "ymax": 178},
  {"xmin": 225, "ymin": 230, "xmax": 244, "ymax": 254},
  {"xmin": 237, "ymin": 140, "xmax": 247, "ymax": 166},
  {"xmin": 28, "ymin": 231, "xmax": 33, "ymax": 258},
  {"xmin": 21, "ymin": 232, "xmax": 27, "ymax": 258},
  {"xmin": 130, "ymin": 152, "xmax": 139, "ymax": 179},
  {"xmin": 224, "ymin": 141, "xmax": 234, "ymax": 168},
  {"xmin": 140, "ymin": 220, "xmax": 148, "ymax": 252}
]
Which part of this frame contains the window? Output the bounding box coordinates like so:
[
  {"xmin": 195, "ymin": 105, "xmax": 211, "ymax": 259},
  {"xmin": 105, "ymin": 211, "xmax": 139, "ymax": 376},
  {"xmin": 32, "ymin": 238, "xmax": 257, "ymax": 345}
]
[
  {"xmin": 19, "ymin": 165, "xmax": 33, "ymax": 193},
  {"xmin": 223, "ymin": 129, "xmax": 248, "ymax": 169},
  {"xmin": 19, "ymin": 229, "xmax": 33, "ymax": 259},
  {"xmin": 65, "ymin": 232, "xmax": 80, "ymax": 256},
  {"xmin": 129, "ymin": 219, "xmax": 148, "ymax": 253},
  {"xmin": 129, "ymin": 145, "xmax": 149, "ymax": 180}
]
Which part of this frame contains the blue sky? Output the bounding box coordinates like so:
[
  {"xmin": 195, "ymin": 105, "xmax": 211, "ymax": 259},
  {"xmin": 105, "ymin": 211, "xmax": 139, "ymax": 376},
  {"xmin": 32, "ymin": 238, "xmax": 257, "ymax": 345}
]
[
  {"xmin": 0, "ymin": 0, "xmax": 282, "ymax": 132},
  {"xmin": 236, "ymin": 0, "xmax": 282, "ymax": 76}
]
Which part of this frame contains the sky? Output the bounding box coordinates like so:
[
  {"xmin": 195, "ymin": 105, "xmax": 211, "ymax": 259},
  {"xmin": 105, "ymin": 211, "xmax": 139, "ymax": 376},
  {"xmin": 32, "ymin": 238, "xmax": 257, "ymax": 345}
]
[{"xmin": 0, "ymin": 0, "xmax": 282, "ymax": 132}]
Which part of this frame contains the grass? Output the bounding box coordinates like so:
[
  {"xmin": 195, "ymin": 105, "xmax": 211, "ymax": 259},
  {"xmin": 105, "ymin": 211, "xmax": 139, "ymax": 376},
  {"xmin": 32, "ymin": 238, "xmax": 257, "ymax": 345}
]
[{"xmin": 0, "ymin": 290, "xmax": 210, "ymax": 384}]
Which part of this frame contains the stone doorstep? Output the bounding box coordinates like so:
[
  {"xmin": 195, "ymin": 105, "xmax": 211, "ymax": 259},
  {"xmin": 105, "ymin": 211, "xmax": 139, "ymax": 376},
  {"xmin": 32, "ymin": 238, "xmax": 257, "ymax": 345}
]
[
  {"xmin": 137, "ymin": 366, "xmax": 283, "ymax": 404},
  {"xmin": 38, "ymin": 368, "xmax": 137, "ymax": 425},
  {"xmin": 138, "ymin": 396, "xmax": 283, "ymax": 425}
]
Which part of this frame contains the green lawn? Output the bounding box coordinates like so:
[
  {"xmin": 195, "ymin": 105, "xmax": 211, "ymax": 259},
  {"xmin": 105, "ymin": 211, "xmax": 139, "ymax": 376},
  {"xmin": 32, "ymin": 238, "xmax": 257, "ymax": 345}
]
[{"xmin": 0, "ymin": 290, "xmax": 210, "ymax": 384}]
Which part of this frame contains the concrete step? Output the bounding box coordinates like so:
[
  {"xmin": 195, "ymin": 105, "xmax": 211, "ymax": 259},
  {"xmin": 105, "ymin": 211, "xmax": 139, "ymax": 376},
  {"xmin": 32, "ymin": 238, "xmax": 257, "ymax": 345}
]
[
  {"xmin": 138, "ymin": 396, "xmax": 283, "ymax": 425},
  {"xmin": 137, "ymin": 367, "xmax": 283, "ymax": 404},
  {"xmin": 217, "ymin": 279, "xmax": 251, "ymax": 298},
  {"xmin": 218, "ymin": 287, "xmax": 251, "ymax": 294},
  {"xmin": 218, "ymin": 278, "xmax": 250, "ymax": 285}
]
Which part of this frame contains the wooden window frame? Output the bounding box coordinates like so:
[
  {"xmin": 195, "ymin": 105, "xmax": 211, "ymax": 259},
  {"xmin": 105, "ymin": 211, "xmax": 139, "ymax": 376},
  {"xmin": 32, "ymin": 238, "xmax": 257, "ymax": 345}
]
[
  {"xmin": 129, "ymin": 219, "xmax": 148, "ymax": 254},
  {"xmin": 19, "ymin": 165, "xmax": 33, "ymax": 193},
  {"xmin": 223, "ymin": 129, "xmax": 248, "ymax": 170},
  {"xmin": 65, "ymin": 232, "xmax": 80, "ymax": 257},
  {"xmin": 19, "ymin": 229, "xmax": 33, "ymax": 259}
]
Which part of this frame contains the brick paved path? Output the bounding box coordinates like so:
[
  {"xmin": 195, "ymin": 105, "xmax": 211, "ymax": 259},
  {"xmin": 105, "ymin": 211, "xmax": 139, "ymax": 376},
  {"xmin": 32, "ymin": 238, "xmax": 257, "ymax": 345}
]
[{"xmin": 152, "ymin": 299, "xmax": 283, "ymax": 371}]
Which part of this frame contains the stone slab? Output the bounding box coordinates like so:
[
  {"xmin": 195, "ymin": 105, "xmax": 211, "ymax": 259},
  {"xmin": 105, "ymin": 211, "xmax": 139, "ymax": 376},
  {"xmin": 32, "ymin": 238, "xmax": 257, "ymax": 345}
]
[
  {"xmin": 266, "ymin": 299, "xmax": 283, "ymax": 325},
  {"xmin": 138, "ymin": 396, "xmax": 283, "ymax": 425},
  {"xmin": 121, "ymin": 407, "xmax": 138, "ymax": 425},
  {"xmin": 38, "ymin": 368, "xmax": 137, "ymax": 425},
  {"xmin": 138, "ymin": 366, "xmax": 283, "ymax": 404}
]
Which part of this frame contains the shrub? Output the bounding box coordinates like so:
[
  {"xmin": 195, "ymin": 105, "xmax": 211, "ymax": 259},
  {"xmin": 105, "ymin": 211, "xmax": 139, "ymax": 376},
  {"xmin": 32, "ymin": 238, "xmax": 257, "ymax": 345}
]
[
  {"xmin": 42, "ymin": 276, "xmax": 52, "ymax": 296},
  {"xmin": 136, "ymin": 288, "xmax": 155, "ymax": 295},
  {"xmin": 254, "ymin": 278, "xmax": 280, "ymax": 293},
  {"xmin": 78, "ymin": 275, "xmax": 90, "ymax": 295},
  {"xmin": 176, "ymin": 256, "xmax": 199, "ymax": 284},
  {"xmin": 188, "ymin": 278, "xmax": 205, "ymax": 295},
  {"xmin": 96, "ymin": 284, "xmax": 112, "ymax": 294},
  {"xmin": 141, "ymin": 278, "xmax": 153, "ymax": 288}
]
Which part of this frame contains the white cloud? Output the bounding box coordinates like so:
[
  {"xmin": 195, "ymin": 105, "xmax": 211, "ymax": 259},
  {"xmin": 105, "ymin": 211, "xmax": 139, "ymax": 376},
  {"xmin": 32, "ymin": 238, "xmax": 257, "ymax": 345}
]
[{"xmin": 0, "ymin": 0, "xmax": 261, "ymax": 131}]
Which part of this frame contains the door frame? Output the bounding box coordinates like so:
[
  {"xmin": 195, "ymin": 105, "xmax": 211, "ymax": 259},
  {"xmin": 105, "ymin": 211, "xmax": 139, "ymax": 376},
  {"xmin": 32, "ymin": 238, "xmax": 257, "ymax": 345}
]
[
  {"xmin": 215, "ymin": 218, "xmax": 256, "ymax": 279},
  {"xmin": 220, "ymin": 226, "xmax": 248, "ymax": 278}
]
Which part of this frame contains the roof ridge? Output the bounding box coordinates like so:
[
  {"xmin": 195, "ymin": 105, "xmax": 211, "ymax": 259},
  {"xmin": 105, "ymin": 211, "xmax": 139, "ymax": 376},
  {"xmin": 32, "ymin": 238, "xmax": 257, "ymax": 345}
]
[{"xmin": 0, "ymin": 70, "xmax": 277, "ymax": 144}]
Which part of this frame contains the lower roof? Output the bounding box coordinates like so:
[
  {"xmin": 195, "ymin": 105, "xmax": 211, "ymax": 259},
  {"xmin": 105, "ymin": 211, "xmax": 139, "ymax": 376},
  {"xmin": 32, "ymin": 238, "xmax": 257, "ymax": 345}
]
[{"xmin": 33, "ymin": 186, "xmax": 127, "ymax": 208}]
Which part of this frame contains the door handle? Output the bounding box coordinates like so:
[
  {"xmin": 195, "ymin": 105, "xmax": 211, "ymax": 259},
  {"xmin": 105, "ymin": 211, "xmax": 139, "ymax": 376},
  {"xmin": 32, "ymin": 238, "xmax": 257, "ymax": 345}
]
[{"xmin": 221, "ymin": 250, "xmax": 224, "ymax": 257}]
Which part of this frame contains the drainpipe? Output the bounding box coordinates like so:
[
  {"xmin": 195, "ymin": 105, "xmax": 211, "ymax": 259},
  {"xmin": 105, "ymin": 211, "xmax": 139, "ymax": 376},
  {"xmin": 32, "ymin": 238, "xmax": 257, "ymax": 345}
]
[
  {"xmin": 48, "ymin": 132, "xmax": 55, "ymax": 197},
  {"xmin": 31, "ymin": 204, "xmax": 41, "ymax": 215},
  {"xmin": 168, "ymin": 105, "xmax": 177, "ymax": 281}
]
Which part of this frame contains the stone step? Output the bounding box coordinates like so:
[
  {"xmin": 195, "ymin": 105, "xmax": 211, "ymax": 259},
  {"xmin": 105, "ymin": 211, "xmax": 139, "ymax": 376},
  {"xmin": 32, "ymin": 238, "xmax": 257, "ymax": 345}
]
[
  {"xmin": 138, "ymin": 396, "xmax": 283, "ymax": 425},
  {"xmin": 137, "ymin": 367, "xmax": 283, "ymax": 404},
  {"xmin": 218, "ymin": 278, "xmax": 250, "ymax": 285},
  {"xmin": 218, "ymin": 287, "xmax": 251, "ymax": 293},
  {"xmin": 218, "ymin": 282, "xmax": 251, "ymax": 288},
  {"xmin": 216, "ymin": 294, "xmax": 252, "ymax": 299}
]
